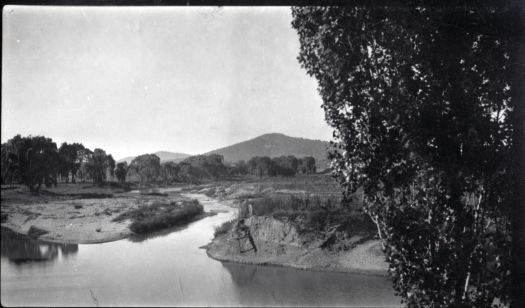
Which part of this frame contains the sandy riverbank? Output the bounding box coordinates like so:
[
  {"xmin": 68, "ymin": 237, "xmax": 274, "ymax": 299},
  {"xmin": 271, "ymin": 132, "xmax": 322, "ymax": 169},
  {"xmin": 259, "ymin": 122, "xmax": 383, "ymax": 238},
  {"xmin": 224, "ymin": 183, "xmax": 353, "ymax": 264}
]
[
  {"xmin": 0, "ymin": 184, "xmax": 191, "ymax": 244},
  {"xmin": 206, "ymin": 236, "xmax": 388, "ymax": 276}
]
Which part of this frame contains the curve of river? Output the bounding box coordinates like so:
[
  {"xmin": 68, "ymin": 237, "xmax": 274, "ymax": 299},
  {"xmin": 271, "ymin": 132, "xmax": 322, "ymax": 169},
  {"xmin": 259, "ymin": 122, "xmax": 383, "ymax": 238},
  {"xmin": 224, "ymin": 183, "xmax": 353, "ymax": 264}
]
[{"xmin": 1, "ymin": 193, "xmax": 401, "ymax": 307}]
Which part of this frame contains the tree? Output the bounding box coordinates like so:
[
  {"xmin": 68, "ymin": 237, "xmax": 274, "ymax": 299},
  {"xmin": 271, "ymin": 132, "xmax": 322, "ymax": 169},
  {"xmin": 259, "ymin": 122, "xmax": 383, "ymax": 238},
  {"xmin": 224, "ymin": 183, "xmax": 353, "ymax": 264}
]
[
  {"xmin": 160, "ymin": 161, "xmax": 180, "ymax": 184},
  {"xmin": 85, "ymin": 148, "xmax": 111, "ymax": 186},
  {"xmin": 230, "ymin": 160, "xmax": 248, "ymax": 176},
  {"xmin": 1, "ymin": 141, "xmax": 20, "ymax": 185},
  {"xmin": 58, "ymin": 142, "xmax": 86, "ymax": 183},
  {"xmin": 4, "ymin": 135, "xmax": 59, "ymax": 192},
  {"xmin": 106, "ymin": 154, "xmax": 115, "ymax": 180},
  {"xmin": 177, "ymin": 161, "xmax": 206, "ymax": 184},
  {"xmin": 292, "ymin": 4, "xmax": 521, "ymax": 307},
  {"xmin": 247, "ymin": 156, "xmax": 276, "ymax": 177},
  {"xmin": 181, "ymin": 154, "xmax": 227, "ymax": 180},
  {"xmin": 115, "ymin": 162, "xmax": 128, "ymax": 183},
  {"xmin": 298, "ymin": 156, "xmax": 316, "ymax": 174},
  {"xmin": 129, "ymin": 154, "xmax": 161, "ymax": 184},
  {"xmin": 272, "ymin": 155, "xmax": 299, "ymax": 176}
]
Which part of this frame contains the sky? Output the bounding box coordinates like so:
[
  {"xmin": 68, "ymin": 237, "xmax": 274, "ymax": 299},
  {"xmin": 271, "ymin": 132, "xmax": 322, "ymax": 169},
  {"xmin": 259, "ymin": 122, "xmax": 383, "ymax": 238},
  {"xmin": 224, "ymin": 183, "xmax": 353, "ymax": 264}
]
[{"xmin": 2, "ymin": 6, "xmax": 333, "ymax": 160}]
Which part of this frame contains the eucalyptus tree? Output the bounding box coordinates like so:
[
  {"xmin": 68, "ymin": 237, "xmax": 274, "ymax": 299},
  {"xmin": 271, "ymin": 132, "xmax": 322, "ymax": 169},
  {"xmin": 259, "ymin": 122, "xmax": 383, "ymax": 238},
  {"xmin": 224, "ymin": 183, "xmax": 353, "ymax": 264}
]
[
  {"xmin": 115, "ymin": 162, "xmax": 128, "ymax": 183},
  {"xmin": 129, "ymin": 154, "xmax": 161, "ymax": 184},
  {"xmin": 86, "ymin": 148, "xmax": 111, "ymax": 186},
  {"xmin": 4, "ymin": 135, "xmax": 59, "ymax": 192},
  {"xmin": 58, "ymin": 142, "xmax": 86, "ymax": 183}
]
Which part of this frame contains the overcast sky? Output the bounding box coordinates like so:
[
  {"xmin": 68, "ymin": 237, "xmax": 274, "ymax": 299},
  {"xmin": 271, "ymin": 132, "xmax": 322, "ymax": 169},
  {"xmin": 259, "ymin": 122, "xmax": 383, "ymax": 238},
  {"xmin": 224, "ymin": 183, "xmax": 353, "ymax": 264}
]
[{"xmin": 2, "ymin": 6, "xmax": 332, "ymax": 160}]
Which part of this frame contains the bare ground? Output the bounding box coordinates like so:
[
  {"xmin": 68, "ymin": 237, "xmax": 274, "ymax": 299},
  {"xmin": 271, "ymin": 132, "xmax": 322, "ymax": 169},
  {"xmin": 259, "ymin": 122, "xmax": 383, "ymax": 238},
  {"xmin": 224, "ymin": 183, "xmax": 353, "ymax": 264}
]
[{"xmin": 0, "ymin": 184, "xmax": 187, "ymax": 244}]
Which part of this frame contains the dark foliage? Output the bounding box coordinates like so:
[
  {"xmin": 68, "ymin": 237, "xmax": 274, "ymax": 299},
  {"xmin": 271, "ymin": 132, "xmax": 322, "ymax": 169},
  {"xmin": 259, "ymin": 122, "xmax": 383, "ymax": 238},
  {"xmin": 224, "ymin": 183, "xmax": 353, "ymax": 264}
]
[
  {"xmin": 113, "ymin": 200, "xmax": 203, "ymax": 234},
  {"xmin": 292, "ymin": 4, "xmax": 521, "ymax": 307}
]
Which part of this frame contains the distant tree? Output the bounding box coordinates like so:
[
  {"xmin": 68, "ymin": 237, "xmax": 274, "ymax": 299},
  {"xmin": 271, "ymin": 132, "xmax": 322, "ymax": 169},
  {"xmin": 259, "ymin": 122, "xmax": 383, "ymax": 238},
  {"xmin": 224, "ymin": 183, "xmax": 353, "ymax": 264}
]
[
  {"xmin": 272, "ymin": 155, "xmax": 299, "ymax": 176},
  {"xmin": 58, "ymin": 142, "xmax": 86, "ymax": 183},
  {"xmin": 115, "ymin": 162, "xmax": 128, "ymax": 183},
  {"xmin": 129, "ymin": 154, "xmax": 161, "ymax": 184},
  {"xmin": 1, "ymin": 141, "xmax": 20, "ymax": 185},
  {"xmin": 85, "ymin": 148, "xmax": 110, "ymax": 186},
  {"xmin": 203, "ymin": 154, "xmax": 227, "ymax": 179},
  {"xmin": 247, "ymin": 156, "xmax": 276, "ymax": 177},
  {"xmin": 106, "ymin": 154, "xmax": 116, "ymax": 180},
  {"xmin": 182, "ymin": 154, "xmax": 227, "ymax": 180},
  {"xmin": 177, "ymin": 162, "xmax": 207, "ymax": 184},
  {"xmin": 4, "ymin": 135, "xmax": 59, "ymax": 192},
  {"xmin": 292, "ymin": 4, "xmax": 521, "ymax": 307},
  {"xmin": 160, "ymin": 161, "xmax": 180, "ymax": 184},
  {"xmin": 44, "ymin": 150, "xmax": 60, "ymax": 188},
  {"xmin": 230, "ymin": 160, "xmax": 248, "ymax": 176},
  {"xmin": 298, "ymin": 156, "xmax": 316, "ymax": 174}
]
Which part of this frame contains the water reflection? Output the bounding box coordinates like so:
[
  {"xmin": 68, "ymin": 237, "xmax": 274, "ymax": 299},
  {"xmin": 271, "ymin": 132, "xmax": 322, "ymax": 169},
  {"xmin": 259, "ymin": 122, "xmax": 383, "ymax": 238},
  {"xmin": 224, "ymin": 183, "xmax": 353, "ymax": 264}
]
[
  {"xmin": 221, "ymin": 261, "xmax": 400, "ymax": 307},
  {"xmin": 1, "ymin": 227, "xmax": 78, "ymax": 265}
]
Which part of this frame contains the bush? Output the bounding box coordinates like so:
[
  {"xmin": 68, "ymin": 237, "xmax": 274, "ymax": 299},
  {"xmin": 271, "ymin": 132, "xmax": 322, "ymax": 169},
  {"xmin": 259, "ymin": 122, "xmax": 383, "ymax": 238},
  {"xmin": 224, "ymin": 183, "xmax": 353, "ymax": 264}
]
[
  {"xmin": 113, "ymin": 199, "xmax": 203, "ymax": 234},
  {"xmin": 214, "ymin": 219, "xmax": 236, "ymax": 237}
]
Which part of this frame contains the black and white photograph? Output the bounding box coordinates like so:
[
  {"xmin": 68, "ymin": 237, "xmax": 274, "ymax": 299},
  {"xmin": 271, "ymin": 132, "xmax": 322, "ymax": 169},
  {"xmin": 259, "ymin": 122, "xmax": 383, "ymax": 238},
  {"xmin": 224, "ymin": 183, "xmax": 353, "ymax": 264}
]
[{"xmin": 1, "ymin": 3, "xmax": 524, "ymax": 307}]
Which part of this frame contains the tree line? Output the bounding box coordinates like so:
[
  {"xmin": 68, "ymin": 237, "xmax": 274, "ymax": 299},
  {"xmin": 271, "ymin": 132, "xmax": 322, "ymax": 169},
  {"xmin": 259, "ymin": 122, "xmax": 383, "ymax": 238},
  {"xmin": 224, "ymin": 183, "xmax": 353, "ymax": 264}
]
[
  {"xmin": 121, "ymin": 154, "xmax": 317, "ymax": 184},
  {"xmin": 230, "ymin": 156, "xmax": 316, "ymax": 177},
  {"xmin": 1, "ymin": 135, "xmax": 116, "ymax": 192},
  {"xmin": 1, "ymin": 136, "xmax": 319, "ymax": 190}
]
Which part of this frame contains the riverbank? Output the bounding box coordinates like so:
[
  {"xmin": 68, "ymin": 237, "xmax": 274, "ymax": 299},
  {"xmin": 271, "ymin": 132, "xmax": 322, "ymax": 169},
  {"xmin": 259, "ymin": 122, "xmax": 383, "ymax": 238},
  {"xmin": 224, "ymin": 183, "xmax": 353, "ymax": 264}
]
[
  {"xmin": 205, "ymin": 214, "xmax": 388, "ymax": 276},
  {"xmin": 188, "ymin": 178, "xmax": 389, "ymax": 276},
  {"xmin": 1, "ymin": 176, "xmax": 390, "ymax": 277},
  {"xmin": 0, "ymin": 184, "xmax": 203, "ymax": 244}
]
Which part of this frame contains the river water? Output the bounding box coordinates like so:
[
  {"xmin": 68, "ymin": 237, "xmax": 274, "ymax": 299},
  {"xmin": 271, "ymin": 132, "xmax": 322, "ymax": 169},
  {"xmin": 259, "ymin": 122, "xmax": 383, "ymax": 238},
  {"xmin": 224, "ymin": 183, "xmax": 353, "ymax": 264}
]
[{"xmin": 1, "ymin": 194, "xmax": 401, "ymax": 307}]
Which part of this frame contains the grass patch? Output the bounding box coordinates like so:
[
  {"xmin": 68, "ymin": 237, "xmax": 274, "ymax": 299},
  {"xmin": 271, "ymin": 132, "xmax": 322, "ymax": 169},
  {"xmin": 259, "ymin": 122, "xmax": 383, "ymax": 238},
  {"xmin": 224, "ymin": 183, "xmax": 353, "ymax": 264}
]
[
  {"xmin": 239, "ymin": 194, "xmax": 345, "ymax": 217},
  {"xmin": 214, "ymin": 219, "xmax": 236, "ymax": 237},
  {"xmin": 237, "ymin": 194, "xmax": 373, "ymax": 236},
  {"xmin": 112, "ymin": 199, "xmax": 204, "ymax": 234}
]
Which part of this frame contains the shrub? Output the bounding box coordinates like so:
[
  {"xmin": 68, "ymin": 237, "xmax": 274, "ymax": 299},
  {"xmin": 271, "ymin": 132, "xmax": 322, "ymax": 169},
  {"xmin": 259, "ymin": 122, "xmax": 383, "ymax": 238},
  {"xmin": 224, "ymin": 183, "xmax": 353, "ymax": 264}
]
[
  {"xmin": 214, "ymin": 219, "xmax": 236, "ymax": 237},
  {"xmin": 113, "ymin": 199, "xmax": 203, "ymax": 234}
]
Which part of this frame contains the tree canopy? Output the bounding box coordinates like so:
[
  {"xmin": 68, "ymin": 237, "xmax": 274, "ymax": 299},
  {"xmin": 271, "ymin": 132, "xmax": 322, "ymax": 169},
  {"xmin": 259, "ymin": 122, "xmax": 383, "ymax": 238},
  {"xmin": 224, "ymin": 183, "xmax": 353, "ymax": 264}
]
[
  {"xmin": 292, "ymin": 4, "xmax": 522, "ymax": 307},
  {"xmin": 2, "ymin": 135, "xmax": 59, "ymax": 191},
  {"xmin": 2, "ymin": 134, "xmax": 116, "ymax": 189},
  {"xmin": 129, "ymin": 154, "xmax": 161, "ymax": 184},
  {"xmin": 115, "ymin": 162, "xmax": 128, "ymax": 183},
  {"xmin": 84, "ymin": 148, "xmax": 112, "ymax": 186},
  {"xmin": 58, "ymin": 142, "xmax": 86, "ymax": 183}
]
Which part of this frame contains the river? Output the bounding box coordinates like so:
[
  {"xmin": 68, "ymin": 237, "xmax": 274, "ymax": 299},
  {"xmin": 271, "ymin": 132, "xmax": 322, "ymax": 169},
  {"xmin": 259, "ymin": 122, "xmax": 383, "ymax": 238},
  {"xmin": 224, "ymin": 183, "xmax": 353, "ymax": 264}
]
[{"xmin": 1, "ymin": 193, "xmax": 401, "ymax": 307}]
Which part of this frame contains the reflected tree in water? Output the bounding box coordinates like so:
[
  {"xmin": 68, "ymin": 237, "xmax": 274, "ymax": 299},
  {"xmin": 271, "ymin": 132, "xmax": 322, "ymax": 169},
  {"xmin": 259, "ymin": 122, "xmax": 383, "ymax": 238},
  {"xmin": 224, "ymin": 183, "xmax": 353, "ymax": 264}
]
[{"xmin": 1, "ymin": 228, "xmax": 78, "ymax": 265}]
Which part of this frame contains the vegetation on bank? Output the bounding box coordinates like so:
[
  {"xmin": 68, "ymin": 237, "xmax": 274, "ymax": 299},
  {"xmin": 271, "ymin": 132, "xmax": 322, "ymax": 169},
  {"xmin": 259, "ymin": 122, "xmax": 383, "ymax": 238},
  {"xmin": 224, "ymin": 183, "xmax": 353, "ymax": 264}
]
[
  {"xmin": 214, "ymin": 219, "xmax": 236, "ymax": 237},
  {"xmin": 1, "ymin": 135, "xmax": 117, "ymax": 192},
  {"xmin": 211, "ymin": 184, "xmax": 376, "ymax": 250},
  {"xmin": 112, "ymin": 200, "xmax": 203, "ymax": 234},
  {"xmin": 239, "ymin": 195, "xmax": 342, "ymax": 217}
]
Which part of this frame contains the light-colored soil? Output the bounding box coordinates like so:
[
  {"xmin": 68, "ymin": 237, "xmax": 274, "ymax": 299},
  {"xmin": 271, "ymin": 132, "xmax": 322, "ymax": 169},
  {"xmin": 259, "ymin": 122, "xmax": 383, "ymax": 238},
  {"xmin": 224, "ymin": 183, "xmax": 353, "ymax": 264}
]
[
  {"xmin": 206, "ymin": 220, "xmax": 388, "ymax": 276},
  {"xmin": 1, "ymin": 185, "xmax": 187, "ymax": 244},
  {"xmin": 188, "ymin": 179, "xmax": 388, "ymax": 276}
]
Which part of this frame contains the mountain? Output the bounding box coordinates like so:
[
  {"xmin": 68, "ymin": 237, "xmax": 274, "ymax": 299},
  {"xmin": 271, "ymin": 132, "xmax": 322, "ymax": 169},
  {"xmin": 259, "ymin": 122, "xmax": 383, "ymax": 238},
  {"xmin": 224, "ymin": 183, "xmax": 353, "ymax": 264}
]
[
  {"xmin": 117, "ymin": 151, "xmax": 191, "ymax": 164},
  {"xmin": 205, "ymin": 133, "xmax": 331, "ymax": 169}
]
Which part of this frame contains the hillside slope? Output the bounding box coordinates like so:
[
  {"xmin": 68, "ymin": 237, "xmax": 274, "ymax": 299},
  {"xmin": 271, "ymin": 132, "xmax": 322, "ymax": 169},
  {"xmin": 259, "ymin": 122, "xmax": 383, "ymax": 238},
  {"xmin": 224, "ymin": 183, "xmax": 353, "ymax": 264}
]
[{"xmin": 205, "ymin": 133, "xmax": 331, "ymax": 169}]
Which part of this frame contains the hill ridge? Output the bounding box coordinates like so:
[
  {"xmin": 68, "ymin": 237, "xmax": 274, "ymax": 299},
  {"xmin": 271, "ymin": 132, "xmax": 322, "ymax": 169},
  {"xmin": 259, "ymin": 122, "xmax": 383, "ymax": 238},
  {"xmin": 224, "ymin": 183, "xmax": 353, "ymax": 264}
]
[
  {"xmin": 205, "ymin": 133, "xmax": 330, "ymax": 169},
  {"xmin": 118, "ymin": 133, "xmax": 331, "ymax": 169}
]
